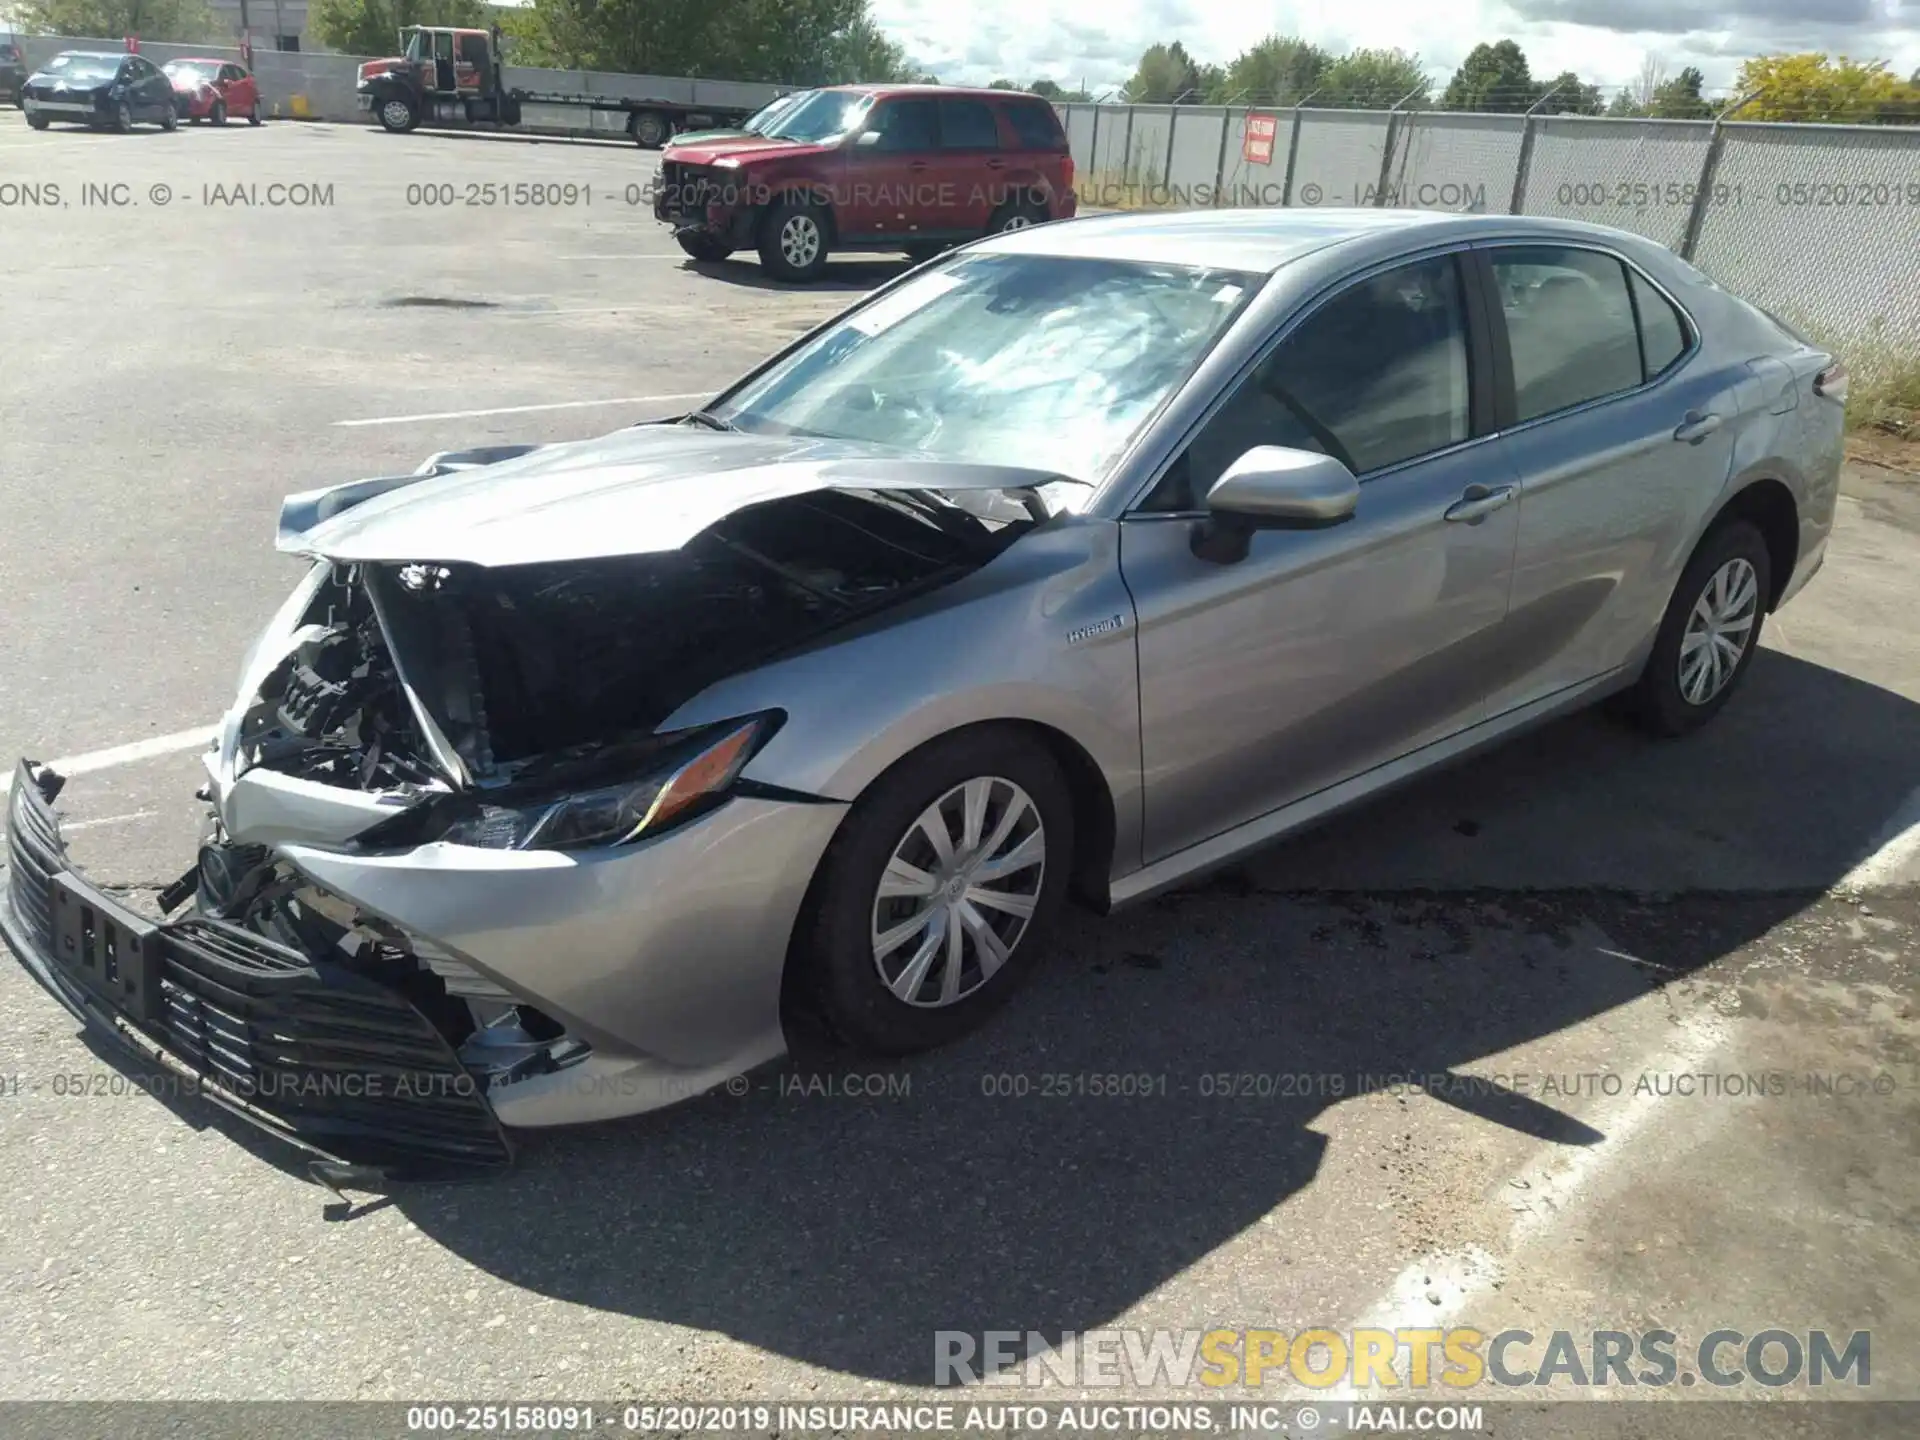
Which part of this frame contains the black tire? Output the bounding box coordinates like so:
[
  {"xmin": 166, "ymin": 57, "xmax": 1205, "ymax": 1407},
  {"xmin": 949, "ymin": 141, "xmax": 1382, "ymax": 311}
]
[
  {"xmin": 987, "ymin": 193, "xmax": 1048, "ymax": 234},
  {"xmin": 796, "ymin": 728, "xmax": 1074, "ymax": 1055},
  {"xmin": 904, "ymin": 240, "xmax": 946, "ymax": 264},
  {"xmin": 676, "ymin": 232, "xmax": 732, "ymax": 262},
  {"xmin": 248, "ymin": 100, "xmax": 262, "ymax": 126},
  {"xmin": 114, "ymin": 101, "xmax": 133, "ymax": 134},
  {"xmin": 757, "ymin": 195, "xmax": 831, "ymax": 282},
  {"xmin": 161, "ymin": 104, "xmax": 177, "ymax": 132},
  {"xmin": 27, "ymin": 113, "xmax": 49, "ymax": 130},
  {"xmin": 630, "ymin": 109, "xmax": 670, "ymax": 148},
  {"xmin": 211, "ymin": 99, "xmax": 227, "ymax": 126},
  {"xmin": 1621, "ymin": 518, "xmax": 1772, "ymax": 737},
  {"xmin": 376, "ymin": 94, "xmax": 417, "ymax": 134}
]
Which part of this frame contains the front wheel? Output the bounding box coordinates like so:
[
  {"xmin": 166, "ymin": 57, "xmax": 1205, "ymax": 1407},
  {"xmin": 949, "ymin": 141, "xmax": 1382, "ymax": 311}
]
[
  {"xmin": 248, "ymin": 99, "xmax": 262, "ymax": 126},
  {"xmin": 376, "ymin": 94, "xmax": 417, "ymax": 134},
  {"xmin": 675, "ymin": 232, "xmax": 732, "ymax": 262},
  {"xmin": 1621, "ymin": 518, "xmax": 1772, "ymax": 737},
  {"xmin": 757, "ymin": 196, "xmax": 830, "ymax": 282},
  {"xmin": 795, "ymin": 728, "xmax": 1073, "ymax": 1054},
  {"xmin": 211, "ymin": 98, "xmax": 227, "ymax": 126},
  {"xmin": 113, "ymin": 101, "xmax": 133, "ymax": 134},
  {"xmin": 27, "ymin": 112, "xmax": 49, "ymax": 130}
]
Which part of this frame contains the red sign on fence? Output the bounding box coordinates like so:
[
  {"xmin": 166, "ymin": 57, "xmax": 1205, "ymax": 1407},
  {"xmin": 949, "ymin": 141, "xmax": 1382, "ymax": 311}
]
[{"xmin": 1243, "ymin": 113, "xmax": 1279, "ymax": 166}]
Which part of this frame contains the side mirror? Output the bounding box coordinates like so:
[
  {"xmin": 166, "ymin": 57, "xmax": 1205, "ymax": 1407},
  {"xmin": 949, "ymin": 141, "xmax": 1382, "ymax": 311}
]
[
  {"xmin": 856, "ymin": 129, "xmax": 882, "ymax": 146},
  {"xmin": 1192, "ymin": 446, "xmax": 1359, "ymax": 563}
]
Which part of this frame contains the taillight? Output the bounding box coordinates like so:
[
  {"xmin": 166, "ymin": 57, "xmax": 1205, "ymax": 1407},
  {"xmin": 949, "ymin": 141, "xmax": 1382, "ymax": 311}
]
[
  {"xmin": 1814, "ymin": 360, "xmax": 1848, "ymax": 402},
  {"xmin": 1063, "ymin": 154, "xmax": 1075, "ymax": 194}
]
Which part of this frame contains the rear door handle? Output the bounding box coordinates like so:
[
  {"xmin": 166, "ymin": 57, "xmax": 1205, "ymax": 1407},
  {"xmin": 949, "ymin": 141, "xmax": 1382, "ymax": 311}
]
[
  {"xmin": 1444, "ymin": 484, "xmax": 1516, "ymax": 524},
  {"xmin": 1673, "ymin": 411, "xmax": 1723, "ymax": 443},
  {"xmin": 986, "ymin": 158, "xmax": 1007, "ymax": 169},
  {"xmin": 907, "ymin": 160, "xmax": 929, "ymax": 171}
]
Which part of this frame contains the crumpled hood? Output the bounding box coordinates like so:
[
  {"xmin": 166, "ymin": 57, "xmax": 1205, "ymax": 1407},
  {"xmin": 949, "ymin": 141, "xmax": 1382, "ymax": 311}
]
[
  {"xmin": 278, "ymin": 425, "xmax": 1072, "ymax": 567},
  {"xmin": 664, "ymin": 137, "xmax": 835, "ymax": 166}
]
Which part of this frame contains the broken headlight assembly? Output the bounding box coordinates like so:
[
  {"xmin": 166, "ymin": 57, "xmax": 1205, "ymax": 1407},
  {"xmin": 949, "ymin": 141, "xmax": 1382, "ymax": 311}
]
[{"xmin": 359, "ymin": 713, "xmax": 781, "ymax": 853}]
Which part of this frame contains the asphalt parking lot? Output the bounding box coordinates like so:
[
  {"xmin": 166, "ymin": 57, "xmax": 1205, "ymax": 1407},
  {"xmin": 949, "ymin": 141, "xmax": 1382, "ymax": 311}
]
[{"xmin": 2, "ymin": 119, "xmax": 1919, "ymax": 1426}]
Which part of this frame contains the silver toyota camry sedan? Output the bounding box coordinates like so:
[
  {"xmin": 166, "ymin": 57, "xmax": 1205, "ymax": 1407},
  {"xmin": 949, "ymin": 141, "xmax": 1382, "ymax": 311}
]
[{"xmin": 3, "ymin": 208, "xmax": 1843, "ymax": 1182}]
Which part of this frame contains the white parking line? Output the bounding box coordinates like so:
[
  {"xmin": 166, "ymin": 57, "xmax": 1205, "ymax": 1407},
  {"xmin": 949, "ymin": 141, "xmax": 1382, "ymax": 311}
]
[
  {"xmin": 333, "ymin": 392, "xmax": 711, "ymax": 428},
  {"xmin": 0, "ymin": 727, "xmax": 215, "ymax": 797}
]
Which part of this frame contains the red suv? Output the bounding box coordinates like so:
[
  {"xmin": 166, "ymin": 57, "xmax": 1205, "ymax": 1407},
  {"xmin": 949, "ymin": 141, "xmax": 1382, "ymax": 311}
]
[{"xmin": 654, "ymin": 84, "xmax": 1077, "ymax": 281}]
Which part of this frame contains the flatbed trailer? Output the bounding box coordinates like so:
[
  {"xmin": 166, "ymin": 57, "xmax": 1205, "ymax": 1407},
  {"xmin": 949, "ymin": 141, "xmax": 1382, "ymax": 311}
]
[{"xmin": 356, "ymin": 26, "xmax": 779, "ymax": 148}]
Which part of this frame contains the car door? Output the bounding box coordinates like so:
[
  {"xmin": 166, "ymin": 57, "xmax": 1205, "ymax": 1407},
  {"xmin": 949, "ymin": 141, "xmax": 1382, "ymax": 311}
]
[
  {"xmin": 842, "ymin": 96, "xmax": 939, "ymax": 242},
  {"xmin": 224, "ymin": 64, "xmax": 255, "ymax": 112},
  {"xmin": 1122, "ymin": 250, "xmax": 1522, "ymax": 863},
  {"xmin": 129, "ymin": 57, "xmax": 163, "ymax": 119},
  {"xmin": 1477, "ymin": 243, "xmax": 1745, "ymax": 717},
  {"xmin": 934, "ymin": 96, "xmax": 1002, "ymax": 233}
]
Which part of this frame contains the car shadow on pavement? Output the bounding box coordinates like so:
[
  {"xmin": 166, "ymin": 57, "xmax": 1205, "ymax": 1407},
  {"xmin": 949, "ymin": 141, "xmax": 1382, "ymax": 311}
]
[
  {"xmin": 683, "ymin": 256, "xmax": 914, "ymax": 292},
  {"xmin": 390, "ymin": 648, "xmax": 1920, "ymax": 1384}
]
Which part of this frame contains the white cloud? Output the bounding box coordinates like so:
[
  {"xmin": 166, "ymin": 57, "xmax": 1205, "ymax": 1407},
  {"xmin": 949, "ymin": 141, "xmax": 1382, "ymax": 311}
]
[{"xmin": 871, "ymin": 0, "xmax": 1920, "ymax": 95}]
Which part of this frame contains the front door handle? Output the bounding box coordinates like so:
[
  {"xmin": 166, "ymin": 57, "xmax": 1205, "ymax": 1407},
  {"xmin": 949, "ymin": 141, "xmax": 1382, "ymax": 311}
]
[
  {"xmin": 1444, "ymin": 484, "xmax": 1516, "ymax": 524},
  {"xmin": 1673, "ymin": 411, "xmax": 1723, "ymax": 443}
]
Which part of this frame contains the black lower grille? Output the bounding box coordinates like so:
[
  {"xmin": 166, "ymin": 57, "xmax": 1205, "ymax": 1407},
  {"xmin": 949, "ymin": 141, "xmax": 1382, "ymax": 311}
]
[{"xmin": 3, "ymin": 761, "xmax": 510, "ymax": 1175}]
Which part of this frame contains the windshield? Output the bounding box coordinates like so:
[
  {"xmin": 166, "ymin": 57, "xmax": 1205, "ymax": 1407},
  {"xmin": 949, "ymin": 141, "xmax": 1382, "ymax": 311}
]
[
  {"xmin": 165, "ymin": 61, "xmax": 219, "ymax": 83},
  {"xmin": 745, "ymin": 92, "xmax": 805, "ymax": 132},
  {"xmin": 711, "ymin": 253, "xmax": 1261, "ymax": 482},
  {"xmin": 45, "ymin": 54, "xmax": 121, "ymax": 82},
  {"xmin": 760, "ymin": 90, "xmax": 871, "ymax": 143}
]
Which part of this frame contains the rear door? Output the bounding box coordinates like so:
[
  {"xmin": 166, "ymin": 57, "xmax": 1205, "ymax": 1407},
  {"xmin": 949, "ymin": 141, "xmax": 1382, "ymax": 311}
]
[
  {"xmin": 1477, "ymin": 243, "xmax": 1745, "ymax": 716},
  {"xmin": 933, "ymin": 96, "xmax": 1002, "ymax": 233}
]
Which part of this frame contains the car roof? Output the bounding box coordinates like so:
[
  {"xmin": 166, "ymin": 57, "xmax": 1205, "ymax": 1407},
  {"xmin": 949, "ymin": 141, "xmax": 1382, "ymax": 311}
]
[
  {"xmin": 820, "ymin": 83, "xmax": 1045, "ymax": 101},
  {"xmin": 168, "ymin": 57, "xmax": 229, "ymax": 64},
  {"xmin": 54, "ymin": 51, "xmax": 131, "ymax": 59},
  {"xmin": 974, "ymin": 207, "xmax": 1679, "ymax": 276}
]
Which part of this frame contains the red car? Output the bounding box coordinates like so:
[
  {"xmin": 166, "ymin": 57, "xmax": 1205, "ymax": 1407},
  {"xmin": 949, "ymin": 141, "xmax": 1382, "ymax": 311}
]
[
  {"xmin": 164, "ymin": 57, "xmax": 262, "ymax": 125},
  {"xmin": 655, "ymin": 84, "xmax": 1076, "ymax": 281}
]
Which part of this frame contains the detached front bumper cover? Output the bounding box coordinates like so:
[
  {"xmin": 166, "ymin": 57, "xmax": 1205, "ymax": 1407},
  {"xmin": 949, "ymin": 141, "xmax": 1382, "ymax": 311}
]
[{"xmin": 1, "ymin": 760, "xmax": 513, "ymax": 1183}]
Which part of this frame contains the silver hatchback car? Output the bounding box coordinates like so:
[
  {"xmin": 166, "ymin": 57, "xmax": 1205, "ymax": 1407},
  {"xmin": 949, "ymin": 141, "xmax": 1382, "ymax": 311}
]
[{"xmin": 3, "ymin": 209, "xmax": 1843, "ymax": 1181}]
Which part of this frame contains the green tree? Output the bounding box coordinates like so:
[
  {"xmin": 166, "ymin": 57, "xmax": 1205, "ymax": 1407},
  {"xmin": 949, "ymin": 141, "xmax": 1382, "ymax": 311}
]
[
  {"xmin": 18, "ymin": 0, "xmax": 216, "ymax": 42},
  {"xmin": 1320, "ymin": 47, "xmax": 1429, "ymax": 108},
  {"xmin": 988, "ymin": 77, "xmax": 1017, "ymax": 89},
  {"xmin": 1442, "ymin": 39, "xmax": 1534, "ymax": 112},
  {"xmin": 1028, "ymin": 77, "xmax": 1063, "ymax": 99},
  {"xmin": 311, "ymin": 0, "xmax": 489, "ymax": 58},
  {"xmin": 1534, "ymin": 70, "xmax": 1603, "ymax": 114},
  {"xmin": 1648, "ymin": 64, "xmax": 1711, "ymax": 118},
  {"xmin": 1213, "ymin": 35, "xmax": 1330, "ymax": 104},
  {"xmin": 1125, "ymin": 40, "xmax": 1204, "ymax": 102},
  {"xmin": 501, "ymin": 0, "xmax": 885, "ymax": 84},
  {"xmin": 820, "ymin": 12, "xmax": 928, "ymax": 83},
  {"xmin": 1736, "ymin": 52, "xmax": 1920, "ymax": 123},
  {"xmin": 1606, "ymin": 87, "xmax": 1644, "ymax": 117}
]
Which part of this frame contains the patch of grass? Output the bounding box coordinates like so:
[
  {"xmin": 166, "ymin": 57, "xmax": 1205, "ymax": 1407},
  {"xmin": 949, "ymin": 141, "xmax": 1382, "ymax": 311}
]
[{"xmin": 1784, "ymin": 319, "xmax": 1920, "ymax": 435}]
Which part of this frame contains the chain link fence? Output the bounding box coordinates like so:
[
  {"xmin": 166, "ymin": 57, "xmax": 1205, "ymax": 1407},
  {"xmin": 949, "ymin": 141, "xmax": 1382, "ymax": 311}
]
[{"xmin": 1056, "ymin": 100, "xmax": 1920, "ymax": 372}]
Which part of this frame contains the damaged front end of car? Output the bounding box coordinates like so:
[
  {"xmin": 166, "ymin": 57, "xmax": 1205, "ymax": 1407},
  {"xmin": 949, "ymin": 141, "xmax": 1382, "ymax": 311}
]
[{"xmin": 1, "ymin": 434, "xmax": 1072, "ymax": 1184}]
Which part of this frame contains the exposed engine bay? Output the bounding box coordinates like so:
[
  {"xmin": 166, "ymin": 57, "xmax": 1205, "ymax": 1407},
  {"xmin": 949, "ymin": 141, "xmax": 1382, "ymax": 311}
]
[{"xmin": 188, "ymin": 485, "xmax": 1033, "ymax": 1095}]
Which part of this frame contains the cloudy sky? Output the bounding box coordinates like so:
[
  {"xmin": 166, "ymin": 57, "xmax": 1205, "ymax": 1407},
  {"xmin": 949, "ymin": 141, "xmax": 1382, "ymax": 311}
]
[{"xmin": 871, "ymin": 0, "xmax": 1920, "ymax": 96}]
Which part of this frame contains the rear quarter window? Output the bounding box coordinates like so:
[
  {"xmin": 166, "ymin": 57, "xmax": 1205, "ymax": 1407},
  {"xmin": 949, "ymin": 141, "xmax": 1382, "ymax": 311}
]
[{"xmin": 1002, "ymin": 99, "xmax": 1065, "ymax": 150}]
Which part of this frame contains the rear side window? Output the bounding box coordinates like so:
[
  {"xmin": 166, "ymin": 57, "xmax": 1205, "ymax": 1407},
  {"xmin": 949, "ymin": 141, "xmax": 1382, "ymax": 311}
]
[
  {"xmin": 938, "ymin": 98, "xmax": 999, "ymax": 149},
  {"xmin": 1492, "ymin": 247, "xmax": 1642, "ymax": 422},
  {"xmin": 1628, "ymin": 269, "xmax": 1688, "ymax": 377},
  {"xmin": 1002, "ymin": 99, "xmax": 1064, "ymax": 150}
]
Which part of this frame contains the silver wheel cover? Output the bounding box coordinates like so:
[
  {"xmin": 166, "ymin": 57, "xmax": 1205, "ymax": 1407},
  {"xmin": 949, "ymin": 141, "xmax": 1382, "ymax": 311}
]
[
  {"xmin": 1678, "ymin": 556, "xmax": 1759, "ymax": 705},
  {"xmin": 779, "ymin": 214, "xmax": 821, "ymax": 269},
  {"xmin": 870, "ymin": 776, "xmax": 1046, "ymax": 1008}
]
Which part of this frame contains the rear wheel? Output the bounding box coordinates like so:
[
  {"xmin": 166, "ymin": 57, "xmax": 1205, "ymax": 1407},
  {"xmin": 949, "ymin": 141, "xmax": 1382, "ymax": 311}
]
[
  {"xmin": 1621, "ymin": 518, "xmax": 1772, "ymax": 737},
  {"xmin": 758, "ymin": 196, "xmax": 830, "ymax": 282},
  {"xmin": 675, "ymin": 232, "xmax": 733, "ymax": 262},
  {"xmin": 629, "ymin": 109, "xmax": 670, "ymax": 148},
  {"xmin": 987, "ymin": 194, "xmax": 1048, "ymax": 234},
  {"xmin": 211, "ymin": 98, "xmax": 227, "ymax": 126},
  {"xmin": 377, "ymin": 94, "xmax": 417, "ymax": 133},
  {"xmin": 161, "ymin": 103, "xmax": 177, "ymax": 132},
  {"xmin": 796, "ymin": 728, "xmax": 1073, "ymax": 1054}
]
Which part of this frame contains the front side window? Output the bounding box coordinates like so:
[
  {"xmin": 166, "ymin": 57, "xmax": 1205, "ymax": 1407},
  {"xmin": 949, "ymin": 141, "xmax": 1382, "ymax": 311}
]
[
  {"xmin": 1493, "ymin": 247, "xmax": 1643, "ymax": 422},
  {"xmin": 710, "ymin": 253, "xmax": 1260, "ymax": 482},
  {"xmin": 1143, "ymin": 254, "xmax": 1471, "ymax": 510}
]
